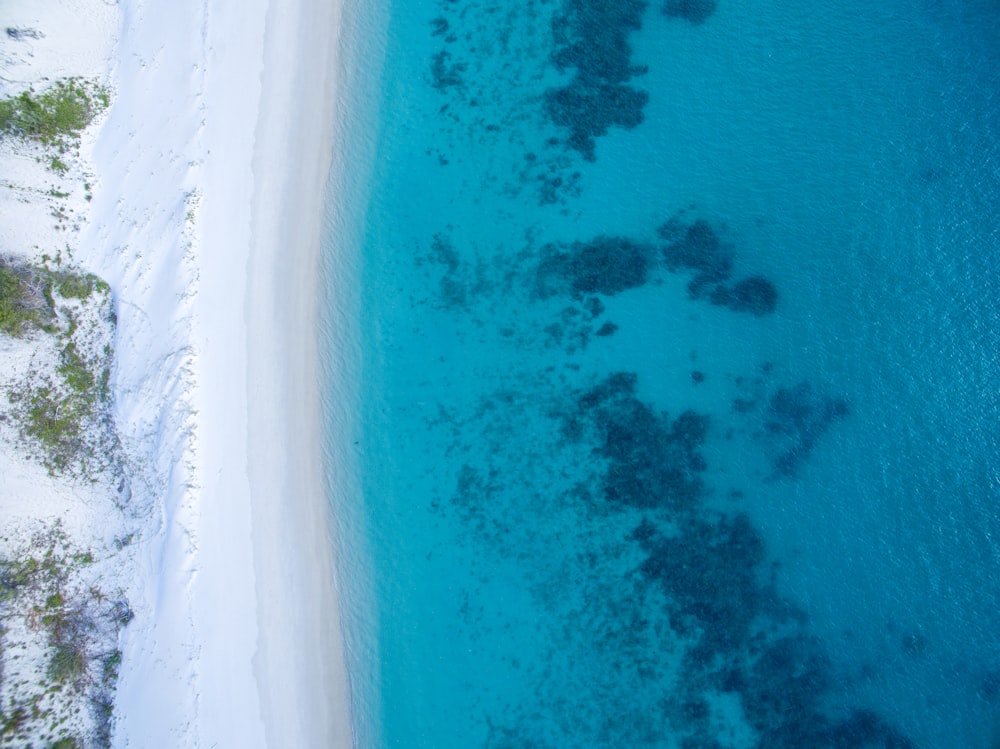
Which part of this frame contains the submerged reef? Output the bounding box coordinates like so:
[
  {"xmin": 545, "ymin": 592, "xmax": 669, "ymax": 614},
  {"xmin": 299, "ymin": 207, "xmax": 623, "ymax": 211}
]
[
  {"xmin": 585, "ymin": 389, "xmax": 709, "ymax": 509},
  {"xmin": 660, "ymin": 217, "xmax": 733, "ymax": 295},
  {"xmin": 725, "ymin": 366, "xmax": 851, "ymax": 478},
  {"xmin": 621, "ymin": 433, "xmax": 911, "ymax": 748},
  {"xmin": 536, "ymin": 235, "xmax": 654, "ymax": 298},
  {"xmin": 663, "ymin": 0, "xmax": 718, "ymax": 25},
  {"xmin": 531, "ymin": 215, "xmax": 778, "ymax": 319},
  {"xmin": 546, "ymin": 0, "xmax": 651, "ymax": 159},
  {"xmin": 710, "ymin": 275, "xmax": 779, "ymax": 316},
  {"xmin": 639, "ymin": 513, "xmax": 767, "ymax": 653},
  {"xmin": 764, "ymin": 381, "xmax": 849, "ymax": 477},
  {"xmin": 448, "ymin": 372, "xmax": 906, "ymax": 747},
  {"xmin": 660, "ymin": 216, "xmax": 778, "ymax": 315},
  {"xmin": 431, "ymin": 49, "xmax": 466, "ymax": 90}
]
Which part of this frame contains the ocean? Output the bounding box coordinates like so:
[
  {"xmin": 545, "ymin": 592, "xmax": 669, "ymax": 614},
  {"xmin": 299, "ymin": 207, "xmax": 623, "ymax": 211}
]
[{"xmin": 323, "ymin": 0, "xmax": 1000, "ymax": 746}]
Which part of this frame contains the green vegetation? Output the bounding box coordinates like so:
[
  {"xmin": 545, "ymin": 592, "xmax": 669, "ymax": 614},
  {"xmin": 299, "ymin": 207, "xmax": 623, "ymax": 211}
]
[
  {"xmin": 48, "ymin": 632, "xmax": 87, "ymax": 684},
  {"xmin": 0, "ymin": 263, "xmax": 51, "ymax": 336},
  {"xmin": 0, "ymin": 526, "xmax": 127, "ymax": 748},
  {"xmin": 17, "ymin": 381, "xmax": 86, "ymax": 475},
  {"xmin": 0, "ymin": 707, "xmax": 28, "ymax": 739},
  {"xmin": 49, "ymin": 156, "xmax": 68, "ymax": 174},
  {"xmin": 16, "ymin": 343, "xmax": 115, "ymax": 475},
  {"xmin": 49, "ymin": 738, "xmax": 83, "ymax": 749},
  {"xmin": 14, "ymin": 330, "xmax": 108, "ymax": 474},
  {"xmin": 0, "ymin": 78, "xmax": 109, "ymax": 149},
  {"xmin": 101, "ymin": 649, "xmax": 121, "ymax": 685},
  {"xmin": 0, "ymin": 259, "xmax": 100, "ymax": 337},
  {"xmin": 2, "ymin": 259, "xmax": 117, "ymax": 477},
  {"xmin": 58, "ymin": 342, "xmax": 97, "ymax": 397},
  {"xmin": 56, "ymin": 274, "xmax": 94, "ymax": 300}
]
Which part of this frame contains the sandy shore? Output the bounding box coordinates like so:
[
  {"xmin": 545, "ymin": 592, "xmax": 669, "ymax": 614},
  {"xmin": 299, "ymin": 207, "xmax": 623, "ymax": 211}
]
[
  {"xmin": 193, "ymin": 0, "xmax": 354, "ymax": 743},
  {"xmin": 242, "ymin": 0, "xmax": 354, "ymax": 745},
  {"xmin": 67, "ymin": 0, "xmax": 355, "ymax": 744}
]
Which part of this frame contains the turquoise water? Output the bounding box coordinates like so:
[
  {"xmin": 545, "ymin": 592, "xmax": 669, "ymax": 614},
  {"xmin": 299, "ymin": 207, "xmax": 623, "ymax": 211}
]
[{"xmin": 325, "ymin": 0, "xmax": 1000, "ymax": 746}]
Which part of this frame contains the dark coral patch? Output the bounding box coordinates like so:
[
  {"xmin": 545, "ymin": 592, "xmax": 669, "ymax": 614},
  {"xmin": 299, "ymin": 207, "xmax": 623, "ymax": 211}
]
[
  {"xmin": 575, "ymin": 374, "xmax": 710, "ymax": 510},
  {"xmin": 765, "ymin": 382, "xmax": 849, "ymax": 477},
  {"xmin": 825, "ymin": 710, "xmax": 917, "ymax": 749},
  {"xmin": 537, "ymin": 236, "xmax": 653, "ymax": 298},
  {"xmin": 545, "ymin": 85, "xmax": 649, "ymax": 160},
  {"xmin": 578, "ymin": 371, "xmax": 638, "ymax": 408},
  {"xmin": 545, "ymin": 0, "xmax": 651, "ymax": 159},
  {"xmin": 664, "ymin": 0, "xmax": 718, "ymax": 25},
  {"xmin": 659, "ymin": 216, "xmax": 778, "ymax": 315},
  {"xmin": 710, "ymin": 275, "xmax": 778, "ymax": 316},
  {"xmin": 640, "ymin": 514, "xmax": 765, "ymax": 652},
  {"xmin": 430, "ymin": 16, "xmax": 449, "ymax": 36},
  {"xmin": 661, "ymin": 218, "xmax": 733, "ymax": 284},
  {"xmin": 431, "ymin": 49, "xmax": 465, "ymax": 89}
]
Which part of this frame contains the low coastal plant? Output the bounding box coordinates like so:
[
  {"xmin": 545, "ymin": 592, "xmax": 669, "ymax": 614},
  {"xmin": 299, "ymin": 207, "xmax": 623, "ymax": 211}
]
[
  {"xmin": 0, "ymin": 526, "xmax": 127, "ymax": 748},
  {"xmin": 1, "ymin": 259, "xmax": 117, "ymax": 478},
  {"xmin": 0, "ymin": 78, "xmax": 110, "ymax": 150},
  {"xmin": 48, "ymin": 737, "xmax": 83, "ymax": 749},
  {"xmin": 17, "ymin": 380, "xmax": 88, "ymax": 475},
  {"xmin": 0, "ymin": 262, "xmax": 54, "ymax": 336},
  {"xmin": 56, "ymin": 274, "xmax": 95, "ymax": 301},
  {"xmin": 49, "ymin": 156, "xmax": 69, "ymax": 175}
]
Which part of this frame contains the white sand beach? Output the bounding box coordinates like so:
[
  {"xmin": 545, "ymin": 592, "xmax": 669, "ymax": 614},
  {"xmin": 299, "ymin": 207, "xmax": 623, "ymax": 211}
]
[
  {"xmin": 1, "ymin": 0, "xmax": 356, "ymax": 745},
  {"xmin": 242, "ymin": 0, "xmax": 354, "ymax": 745},
  {"xmin": 106, "ymin": 0, "xmax": 355, "ymax": 745}
]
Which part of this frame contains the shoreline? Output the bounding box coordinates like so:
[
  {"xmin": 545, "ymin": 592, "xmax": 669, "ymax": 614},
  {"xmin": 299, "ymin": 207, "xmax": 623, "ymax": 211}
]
[
  {"xmin": 243, "ymin": 0, "xmax": 354, "ymax": 745},
  {"xmin": 77, "ymin": 0, "xmax": 354, "ymax": 744},
  {"xmin": 1, "ymin": 0, "xmax": 358, "ymax": 743}
]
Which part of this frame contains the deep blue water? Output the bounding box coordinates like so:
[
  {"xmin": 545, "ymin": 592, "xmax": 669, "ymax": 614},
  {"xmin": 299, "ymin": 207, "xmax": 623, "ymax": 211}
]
[{"xmin": 324, "ymin": 0, "xmax": 1000, "ymax": 746}]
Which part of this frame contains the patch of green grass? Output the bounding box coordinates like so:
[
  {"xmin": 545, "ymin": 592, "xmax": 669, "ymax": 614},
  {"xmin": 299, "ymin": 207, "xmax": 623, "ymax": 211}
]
[
  {"xmin": 0, "ymin": 78, "xmax": 109, "ymax": 149},
  {"xmin": 49, "ymin": 735, "xmax": 83, "ymax": 749},
  {"xmin": 0, "ymin": 557, "xmax": 38, "ymax": 601},
  {"xmin": 20, "ymin": 383, "xmax": 86, "ymax": 474},
  {"xmin": 101, "ymin": 649, "xmax": 121, "ymax": 686},
  {"xmin": 0, "ymin": 264, "xmax": 45, "ymax": 336},
  {"xmin": 98, "ymin": 367, "xmax": 111, "ymax": 402},
  {"xmin": 3, "ymin": 262, "xmax": 116, "ymax": 475},
  {"xmin": 16, "ymin": 334, "xmax": 111, "ymax": 473},
  {"xmin": 0, "ymin": 527, "xmax": 120, "ymax": 748},
  {"xmin": 56, "ymin": 273, "xmax": 94, "ymax": 300},
  {"xmin": 48, "ymin": 637, "xmax": 87, "ymax": 683},
  {"xmin": 0, "ymin": 706, "xmax": 28, "ymax": 738},
  {"xmin": 58, "ymin": 342, "xmax": 97, "ymax": 402},
  {"xmin": 49, "ymin": 156, "xmax": 69, "ymax": 174}
]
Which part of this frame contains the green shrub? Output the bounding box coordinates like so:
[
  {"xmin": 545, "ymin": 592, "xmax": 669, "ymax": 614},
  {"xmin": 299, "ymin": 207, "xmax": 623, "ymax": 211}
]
[
  {"xmin": 101, "ymin": 649, "xmax": 122, "ymax": 686},
  {"xmin": 22, "ymin": 384, "xmax": 85, "ymax": 473},
  {"xmin": 0, "ymin": 79, "xmax": 109, "ymax": 148},
  {"xmin": 49, "ymin": 736, "xmax": 82, "ymax": 749},
  {"xmin": 3, "ymin": 262, "xmax": 116, "ymax": 475},
  {"xmin": 0, "ymin": 706, "xmax": 27, "ymax": 737},
  {"xmin": 0, "ymin": 265, "xmax": 39, "ymax": 335},
  {"xmin": 57, "ymin": 274, "xmax": 93, "ymax": 300},
  {"xmin": 58, "ymin": 342, "xmax": 97, "ymax": 402},
  {"xmin": 49, "ymin": 637, "xmax": 87, "ymax": 683}
]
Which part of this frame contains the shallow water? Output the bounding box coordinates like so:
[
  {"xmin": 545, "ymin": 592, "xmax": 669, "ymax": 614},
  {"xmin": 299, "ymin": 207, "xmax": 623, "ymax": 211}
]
[{"xmin": 326, "ymin": 0, "xmax": 1000, "ymax": 746}]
